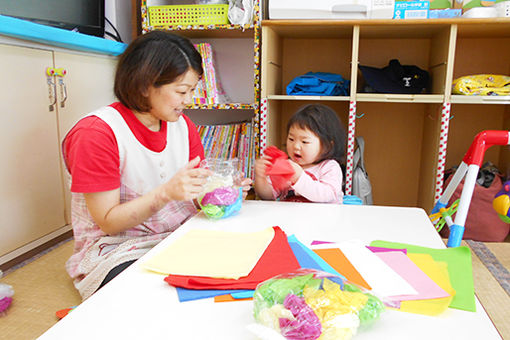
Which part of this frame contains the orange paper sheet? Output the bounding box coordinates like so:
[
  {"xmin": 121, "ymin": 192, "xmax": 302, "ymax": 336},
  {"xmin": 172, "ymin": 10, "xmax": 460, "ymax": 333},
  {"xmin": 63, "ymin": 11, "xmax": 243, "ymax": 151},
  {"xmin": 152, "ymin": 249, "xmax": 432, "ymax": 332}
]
[
  {"xmin": 214, "ymin": 294, "xmax": 253, "ymax": 303},
  {"xmin": 313, "ymin": 248, "xmax": 371, "ymax": 290}
]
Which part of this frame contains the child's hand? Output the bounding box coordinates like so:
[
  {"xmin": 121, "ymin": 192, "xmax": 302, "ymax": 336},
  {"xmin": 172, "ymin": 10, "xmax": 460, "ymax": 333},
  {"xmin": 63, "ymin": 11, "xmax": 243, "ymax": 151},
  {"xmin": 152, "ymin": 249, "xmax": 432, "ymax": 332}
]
[
  {"xmin": 287, "ymin": 159, "xmax": 303, "ymax": 185},
  {"xmin": 163, "ymin": 156, "xmax": 212, "ymax": 201},
  {"xmin": 255, "ymin": 155, "xmax": 272, "ymax": 178}
]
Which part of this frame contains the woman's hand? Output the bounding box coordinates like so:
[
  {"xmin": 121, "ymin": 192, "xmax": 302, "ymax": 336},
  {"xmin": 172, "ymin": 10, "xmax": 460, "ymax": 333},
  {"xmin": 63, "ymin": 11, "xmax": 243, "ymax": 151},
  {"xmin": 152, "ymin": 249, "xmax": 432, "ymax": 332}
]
[
  {"xmin": 162, "ymin": 156, "xmax": 212, "ymax": 201},
  {"xmin": 84, "ymin": 156, "xmax": 211, "ymax": 235},
  {"xmin": 239, "ymin": 176, "xmax": 253, "ymax": 199}
]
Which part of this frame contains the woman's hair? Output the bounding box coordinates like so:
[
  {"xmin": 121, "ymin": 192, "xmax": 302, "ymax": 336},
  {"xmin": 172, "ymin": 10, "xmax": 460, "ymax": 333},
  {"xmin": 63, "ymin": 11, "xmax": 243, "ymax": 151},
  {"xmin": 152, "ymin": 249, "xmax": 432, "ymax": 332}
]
[
  {"xmin": 286, "ymin": 104, "xmax": 347, "ymax": 166},
  {"xmin": 114, "ymin": 30, "xmax": 203, "ymax": 112}
]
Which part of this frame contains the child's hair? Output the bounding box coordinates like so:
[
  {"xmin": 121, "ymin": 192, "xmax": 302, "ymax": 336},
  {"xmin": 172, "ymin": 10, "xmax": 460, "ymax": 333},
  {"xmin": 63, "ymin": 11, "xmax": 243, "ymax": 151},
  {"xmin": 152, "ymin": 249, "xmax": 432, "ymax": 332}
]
[
  {"xmin": 286, "ymin": 104, "xmax": 347, "ymax": 166},
  {"xmin": 114, "ymin": 30, "xmax": 203, "ymax": 112}
]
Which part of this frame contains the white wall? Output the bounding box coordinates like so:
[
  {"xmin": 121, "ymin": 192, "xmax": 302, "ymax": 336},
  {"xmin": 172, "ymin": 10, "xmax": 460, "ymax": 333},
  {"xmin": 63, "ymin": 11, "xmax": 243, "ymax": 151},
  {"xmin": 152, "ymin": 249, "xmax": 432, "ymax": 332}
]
[{"xmin": 105, "ymin": 0, "xmax": 133, "ymax": 44}]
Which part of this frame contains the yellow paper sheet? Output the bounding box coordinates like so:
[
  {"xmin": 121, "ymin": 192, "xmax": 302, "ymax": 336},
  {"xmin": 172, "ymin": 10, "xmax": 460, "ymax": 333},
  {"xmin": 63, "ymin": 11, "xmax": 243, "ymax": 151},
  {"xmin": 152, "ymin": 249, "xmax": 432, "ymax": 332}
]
[
  {"xmin": 142, "ymin": 227, "xmax": 275, "ymax": 279},
  {"xmin": 398, "ymin": 253, "xmax": 456, "ymax": 316}
]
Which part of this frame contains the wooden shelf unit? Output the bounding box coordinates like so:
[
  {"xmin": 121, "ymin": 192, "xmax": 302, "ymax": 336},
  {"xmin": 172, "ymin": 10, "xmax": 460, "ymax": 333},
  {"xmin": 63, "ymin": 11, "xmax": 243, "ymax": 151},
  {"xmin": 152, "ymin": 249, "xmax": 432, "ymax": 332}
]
[
  {"xmin": 261, "ymin": 18, "xmax": 510, "ymax": 211},
  {"xmin": 141, "ymin": 0, "xmax": 262, "ymax": 177}
]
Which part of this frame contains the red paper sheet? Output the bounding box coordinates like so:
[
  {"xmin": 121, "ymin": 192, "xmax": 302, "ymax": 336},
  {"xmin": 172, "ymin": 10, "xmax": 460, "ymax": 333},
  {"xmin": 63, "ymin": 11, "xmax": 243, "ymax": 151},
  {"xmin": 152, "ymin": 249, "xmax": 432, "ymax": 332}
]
[
  {"xmin": 264, "ymin": 146, "xmax": 295, "ymax": 191},
  {"xmin": 264, "ymin": 145, "xmax": 287, "ymax": 160},
  {"xmin": 164, "ymin": 226, "xmax": 300, "ymax": 290}
]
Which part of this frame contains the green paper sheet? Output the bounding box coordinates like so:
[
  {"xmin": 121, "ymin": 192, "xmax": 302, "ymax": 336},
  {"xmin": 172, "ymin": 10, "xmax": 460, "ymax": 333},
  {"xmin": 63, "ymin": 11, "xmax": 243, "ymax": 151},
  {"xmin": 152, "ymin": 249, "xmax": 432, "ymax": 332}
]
[{"xmin": 370, "ymin": 240, "xmax": 476, "ymax": 312}]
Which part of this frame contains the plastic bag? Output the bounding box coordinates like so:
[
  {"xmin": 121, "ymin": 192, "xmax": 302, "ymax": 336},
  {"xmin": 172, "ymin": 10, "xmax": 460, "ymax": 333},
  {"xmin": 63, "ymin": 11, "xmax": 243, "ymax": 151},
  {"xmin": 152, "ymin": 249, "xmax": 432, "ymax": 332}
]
[
  {"xmin": 251, "ymin": 269, "xmax": 385, "ymax": 340},
  {"xmin": 352, "ymin": 137, "xmax": 373, "ymax": 205},
  {"xmin": 228, "ymin": 0, "xmax": 254, "ymax": 26},
  {"xmin": 0, "ymin": 270, "xmax": 14, "ymax": 314},
  {"xmin": 198, "ymin": 158, "xmax": 243, "ymax": 219},
  {"xmin": 452, "ymin": 74, "xmax": 510, "ymax": 96}
]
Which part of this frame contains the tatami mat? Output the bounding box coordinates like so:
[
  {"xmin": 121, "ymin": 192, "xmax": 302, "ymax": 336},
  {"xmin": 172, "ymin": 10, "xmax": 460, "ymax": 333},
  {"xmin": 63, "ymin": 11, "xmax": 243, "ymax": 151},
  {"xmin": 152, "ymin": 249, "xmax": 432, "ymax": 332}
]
[
  {"xmin": 0, "ymin": 240, "xmax": 81, "ymax": 340},
  {"xmin": 0, "ymin": 239, "xmax": 509, "ymax": 340},
  {"xmin": 469, "ymin": 242, "xmax": 510, "ymax": 340}
]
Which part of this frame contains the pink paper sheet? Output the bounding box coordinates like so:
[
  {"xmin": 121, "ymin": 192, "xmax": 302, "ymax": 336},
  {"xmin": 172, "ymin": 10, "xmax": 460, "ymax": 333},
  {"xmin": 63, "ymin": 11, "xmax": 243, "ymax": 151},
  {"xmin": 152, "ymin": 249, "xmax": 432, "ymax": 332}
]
[
  {"xmin": 367, "ymin": 246, "xmax": 407, "ymax": 254},
  {"xmin": 376, "ymin": 251, "xmax": 450, "ymax": 302}
]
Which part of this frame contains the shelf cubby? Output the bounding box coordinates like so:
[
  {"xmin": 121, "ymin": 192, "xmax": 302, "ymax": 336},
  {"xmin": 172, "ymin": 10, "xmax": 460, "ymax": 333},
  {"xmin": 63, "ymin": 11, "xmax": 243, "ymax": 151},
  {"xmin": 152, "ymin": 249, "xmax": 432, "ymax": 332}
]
[{"xmin": 262, "ymin": 18, "xmax": 510, "ymax": 211}]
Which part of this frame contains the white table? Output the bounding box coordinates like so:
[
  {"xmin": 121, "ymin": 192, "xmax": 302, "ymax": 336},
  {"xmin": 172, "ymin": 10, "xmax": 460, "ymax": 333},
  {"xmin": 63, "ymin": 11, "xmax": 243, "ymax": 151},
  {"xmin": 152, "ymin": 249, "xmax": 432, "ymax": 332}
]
[{"xmin": 38, "ymin": 201, "xmax": 501, "ymax": 340}]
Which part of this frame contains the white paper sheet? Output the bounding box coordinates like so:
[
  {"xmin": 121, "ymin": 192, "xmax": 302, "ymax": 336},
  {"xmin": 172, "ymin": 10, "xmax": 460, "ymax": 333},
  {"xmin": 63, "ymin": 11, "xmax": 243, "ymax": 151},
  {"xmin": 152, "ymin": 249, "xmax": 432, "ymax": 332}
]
[{"xmin": 312, "ymin": 240, "xmax": 418, "ymax": 298}]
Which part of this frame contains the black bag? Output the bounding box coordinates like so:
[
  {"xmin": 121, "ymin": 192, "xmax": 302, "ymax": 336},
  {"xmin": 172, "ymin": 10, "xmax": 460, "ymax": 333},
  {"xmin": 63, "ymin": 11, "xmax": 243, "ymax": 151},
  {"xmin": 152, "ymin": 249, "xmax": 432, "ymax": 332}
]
[{"xmin": 359, "ymin": 59, "xmax": 429, "ymax": 94}]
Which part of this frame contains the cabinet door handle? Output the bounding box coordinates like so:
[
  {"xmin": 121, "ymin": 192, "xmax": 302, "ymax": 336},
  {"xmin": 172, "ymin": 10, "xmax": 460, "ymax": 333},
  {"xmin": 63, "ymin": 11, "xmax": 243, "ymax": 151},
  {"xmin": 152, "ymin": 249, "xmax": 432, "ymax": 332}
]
[
  {"xmin": 46, "ymin": 76, "xmax": 57, "ymax": 112},
  {"xmin": 58, "ymin": 78, "xmax": 68, "ymax": 108}
]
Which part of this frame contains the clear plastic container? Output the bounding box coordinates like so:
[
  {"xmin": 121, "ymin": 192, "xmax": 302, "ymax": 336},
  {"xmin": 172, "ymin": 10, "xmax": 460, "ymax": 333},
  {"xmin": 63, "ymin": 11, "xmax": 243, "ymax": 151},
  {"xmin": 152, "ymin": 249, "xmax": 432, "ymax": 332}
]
[{"xmin": 198, "ymin": 158, "xmax": 243, "ymax": 219}]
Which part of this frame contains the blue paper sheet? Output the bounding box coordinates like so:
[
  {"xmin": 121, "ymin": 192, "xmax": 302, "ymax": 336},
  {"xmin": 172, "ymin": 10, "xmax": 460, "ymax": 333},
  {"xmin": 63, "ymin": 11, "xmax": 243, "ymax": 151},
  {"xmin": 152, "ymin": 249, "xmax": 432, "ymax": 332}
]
[
  {"xmin": 176, "ymin": 288, "xmax": 251, "ymax": 302},
  {"xmin": 288, "ymin": 234, "xmax": 346, "ymax": 280}
]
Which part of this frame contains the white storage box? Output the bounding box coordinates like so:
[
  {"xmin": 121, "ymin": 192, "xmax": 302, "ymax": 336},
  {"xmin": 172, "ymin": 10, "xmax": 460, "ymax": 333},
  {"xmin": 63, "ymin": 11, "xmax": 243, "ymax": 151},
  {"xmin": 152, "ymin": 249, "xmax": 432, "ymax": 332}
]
[
  {"xmin": 495, "ymin": 0, "xmax": 510, "ymax": 17},
  {"xmin": 268, "ymin": 0, "xmax": 395, "ymax": 19}
]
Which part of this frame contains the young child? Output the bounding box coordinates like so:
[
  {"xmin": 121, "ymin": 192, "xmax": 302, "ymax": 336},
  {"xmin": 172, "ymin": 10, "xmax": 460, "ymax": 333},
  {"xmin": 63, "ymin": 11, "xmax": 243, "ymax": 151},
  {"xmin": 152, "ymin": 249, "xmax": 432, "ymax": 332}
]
[
  {"xmin": 254, "ymin": 104, "xmax": 346, "ymax": 203},
  {"xmin": 63, "ymin": 31, "xmax": 251, "ymax": 300}
]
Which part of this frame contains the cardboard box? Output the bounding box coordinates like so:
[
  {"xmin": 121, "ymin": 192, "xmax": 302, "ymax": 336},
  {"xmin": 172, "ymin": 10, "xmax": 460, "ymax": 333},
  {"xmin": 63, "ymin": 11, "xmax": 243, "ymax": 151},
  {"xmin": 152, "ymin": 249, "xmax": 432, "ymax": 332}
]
[
  {"xmin": 394, "ymin": 1, "xmax": 430, "ymax": 18},
  {"xmin": 429, "ymin": 8, "xmax": 463, "ymax": 16}
]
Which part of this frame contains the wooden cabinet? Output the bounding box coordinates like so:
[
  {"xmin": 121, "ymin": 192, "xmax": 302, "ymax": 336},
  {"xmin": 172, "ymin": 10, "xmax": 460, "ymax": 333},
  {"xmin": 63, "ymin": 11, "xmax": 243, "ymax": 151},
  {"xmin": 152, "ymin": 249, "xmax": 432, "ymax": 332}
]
[
  {"xmin": 261, "ymin": 18, "xmax": 510, "ymax": 211},
  {"xmin": 0, "ymin": 44, "xmax": 66, "ymax": 260},
  {"xmin": 53, "ymin": 51, "xmax": 117, "ymax": 223},
  {"xmin": 0, "ymin": 42, "xmax": 117, "ymax": 262}
]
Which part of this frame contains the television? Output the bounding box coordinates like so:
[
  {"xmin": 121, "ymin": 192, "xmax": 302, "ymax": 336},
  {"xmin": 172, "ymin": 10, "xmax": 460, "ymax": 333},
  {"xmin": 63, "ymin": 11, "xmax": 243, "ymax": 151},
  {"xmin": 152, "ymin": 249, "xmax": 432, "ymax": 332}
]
[{"xmin": 0, "ymin": 0, "xmax": 105, "ymax": 38}]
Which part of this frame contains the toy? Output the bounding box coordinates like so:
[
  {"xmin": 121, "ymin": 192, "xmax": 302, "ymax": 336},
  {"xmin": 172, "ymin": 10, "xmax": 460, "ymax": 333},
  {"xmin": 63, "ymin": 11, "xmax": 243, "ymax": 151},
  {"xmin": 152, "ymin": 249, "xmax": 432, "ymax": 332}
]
[
  {"xmin": 428, "ymin": 199, "xmax": 459, "ymax": 232},
  {"xmin": 252, "ymin": 269, "xmax": 385, "ymax": 340},
  {"xmin": 198, "ymin": 158, "xmax": 242, "ymax": 219},
  {"xmin": 431, "ymin": 130, "xmax": 510, "ymax": 247},
  {"xmin": 493, "ymin": 180, "xmax": 510, "ymax": 223},
  {"xmin": 0, "ymin": 270, "xmax": 14, "ymax": 315}
]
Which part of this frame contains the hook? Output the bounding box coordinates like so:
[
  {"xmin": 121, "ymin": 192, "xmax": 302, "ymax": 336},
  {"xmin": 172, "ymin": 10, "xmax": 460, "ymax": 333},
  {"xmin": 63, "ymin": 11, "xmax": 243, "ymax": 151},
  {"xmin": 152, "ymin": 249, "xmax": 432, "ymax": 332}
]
[
  {"xmin": 427, "ymin": 114, "xmax": 454, "ymax": 121},
  {"xmin": 356, "ymin": 112, "xmax": 364, "ymax": 118}
]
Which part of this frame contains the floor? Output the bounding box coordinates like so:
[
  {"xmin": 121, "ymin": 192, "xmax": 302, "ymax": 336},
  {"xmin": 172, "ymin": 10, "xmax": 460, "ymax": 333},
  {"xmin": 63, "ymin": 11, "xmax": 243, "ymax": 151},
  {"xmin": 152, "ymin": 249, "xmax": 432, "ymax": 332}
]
[
  {"xmin": 0, "ymin": 238, "xmax": 509, "ymax": 340},
  {"xmin": 468, "ymin": 241, "xmax": 510, "ymax": 339},
  {"xmin": 0, "ymin": 239, "xmax": 81, "ymax": 340}
]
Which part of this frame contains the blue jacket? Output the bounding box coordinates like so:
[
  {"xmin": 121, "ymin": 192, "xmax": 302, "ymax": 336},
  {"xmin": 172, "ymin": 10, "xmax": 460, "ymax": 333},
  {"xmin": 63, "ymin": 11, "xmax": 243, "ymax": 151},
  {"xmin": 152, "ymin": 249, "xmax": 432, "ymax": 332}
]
[{"xmin": 286, "ymin": 72, "xmax": 350, "ymax": 96}]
